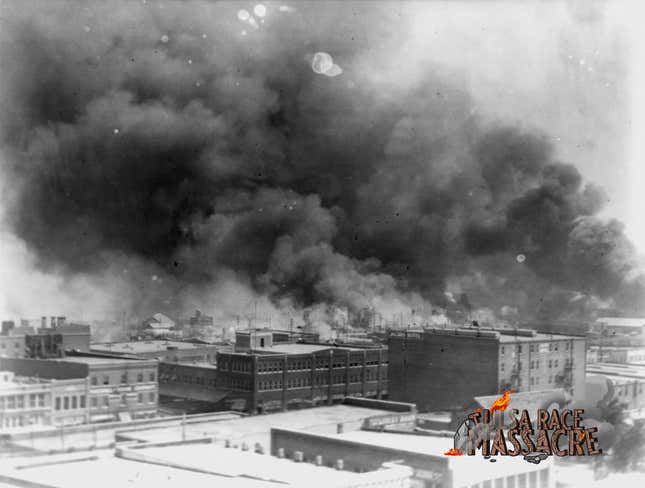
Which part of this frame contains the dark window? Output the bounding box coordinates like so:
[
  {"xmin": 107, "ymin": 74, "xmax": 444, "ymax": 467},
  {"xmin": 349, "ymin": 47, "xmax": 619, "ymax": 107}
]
[
  {"xmin": 80, "ymin": 395, "xmax": 86, "ymax": 408},
  {"xmin": 72, "ymin": 396, "xmax": 77, "ymax": 409},
  {"xmin": 137, "ymin": 373, "xmax": 143, "ymax": 382},
  {"xmin": 55, "ymin": 397, "xmax": 61, "ymax": 410},
  {"xmin": 103, "ymin": 376, "xmax": 109, "ymax": 385},
  {"xmin": 150, "ymin": 372, "xmax": 155, "ymax": 382},
  {"xmin": 63, "ymin": 397, "xmax": 69, "ymax": 410},
  {"xmin": 121, "ymin": 373, "xmax": 128, "ymax": 384},
  {"xmin": 91, "ymin": 376, "xmax": 97, "ymax": 386}
]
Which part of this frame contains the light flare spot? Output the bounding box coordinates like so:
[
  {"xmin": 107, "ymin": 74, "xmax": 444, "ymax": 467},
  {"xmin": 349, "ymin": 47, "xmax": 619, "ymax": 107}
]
[{"xmin": 254, "ymin": 4, "xmax": 267, "ymax": 18}]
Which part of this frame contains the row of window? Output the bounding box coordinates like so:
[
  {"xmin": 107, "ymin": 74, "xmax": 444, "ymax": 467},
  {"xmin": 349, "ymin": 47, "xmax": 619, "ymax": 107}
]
[
  {"xmin": 90, "ymin": 371, "xmax": 156, "ymax": 386},
  {"xmin": 0, "ymin": 341, "xmax": 21, "ymax": 348},
  {"xmin": 258, "ymin": 372, "xmax": 387, "ymax": 391},
  {"xmin": 54, "ymin": 395, "xmax": 86, "ymax": 411},
  {"xmin": 162, "ymin": 374, "xmax": 217, "ymax": 387},
  {"xmin": 1, "ymin": 393, "xmax": 46, "ymax": 410},
  {"xmin": 501, "ymin": 341, "xmax": 572, "ymax": 355},
  {"xmin": 501, "ymin": 357, "xmax": 573, "ymax": 372},
  {"xmin": 88, "ymin": 392, "xmax": 156, "ymax": 408}
]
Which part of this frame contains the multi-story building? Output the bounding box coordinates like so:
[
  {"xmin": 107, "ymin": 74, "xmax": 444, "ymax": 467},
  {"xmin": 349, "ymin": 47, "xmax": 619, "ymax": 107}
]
[
  {"xmin": 0, "ymin": 357, "xmax": 158, "ymax": 423},
  {"xmin": 158, "ymin": 361, "xmax": 226, "ymax": 414},
  {"xmin": 0, "ymin": 370, "xmax": 91, "ymax": 430},
  {"xmin": 90, "ymin": 339, "xmax": 228, "ymax": 363},
  {"xmin": 586, "ymin": 362, "xmax": 645, "ymax": 412},
  {"xmin": 0, "ymin": 332, "xmax": 27, "ymax": 359},
  {"xmin": 587, "ymin": 346, "xmax": 645, "ymax": 365},
  {"xmin": 388, "ymin": 326, "xmax": 586, "ymax": 411},
  {"xmin": 0, "ymin": 371, "xmax": 50, "ymax": 430},
  {"xmin": 216, "ymin": 330, "xmax": 388, "ymax": 413}
]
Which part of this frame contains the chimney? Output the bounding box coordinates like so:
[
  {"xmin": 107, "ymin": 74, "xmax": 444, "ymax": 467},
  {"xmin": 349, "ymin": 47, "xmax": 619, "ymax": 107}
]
[
  {"xmin": 293, "ymin": 451, "xmax": 304, "ymax": 462},
  {"xmin": 50, "ymin": 316, "xmax": 56, "ymax": 328},
  {"xmin": 315, "ymin": 455, "xmax": 323, "ymax": 466},
  {"xmin": 335, "ymin": 459, "xmax": 344, "ymax": 470},
  {"xmin": 57, "ymin": 316, "xmax": 66, "ymax": 327},
  {"xmin": 276, "ymin": 448, "xmax": 285, "ymax": 458},
  {"xmin": 41, "ymin": 316, "xmax": 47, "ymax": 329}
]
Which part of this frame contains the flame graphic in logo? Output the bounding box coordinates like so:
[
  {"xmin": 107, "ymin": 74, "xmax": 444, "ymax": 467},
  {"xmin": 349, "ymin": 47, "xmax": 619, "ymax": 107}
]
[
  {"xmin": 444, "ymin": 448, "xmax": 464, "ymax": 456},
  {"xmin": 489, "ymin": 390, "xmax": 512, "ymax": 414}
]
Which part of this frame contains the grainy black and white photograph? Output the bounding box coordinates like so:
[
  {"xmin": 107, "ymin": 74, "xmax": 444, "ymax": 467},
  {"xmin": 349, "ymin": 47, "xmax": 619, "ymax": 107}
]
[{"xmin": 0, "ymin": 1, "xmax": 644, "ymax": 487}]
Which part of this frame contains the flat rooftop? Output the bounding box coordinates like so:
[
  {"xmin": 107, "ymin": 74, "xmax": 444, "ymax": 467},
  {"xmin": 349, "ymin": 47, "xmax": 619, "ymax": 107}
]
[
  {"xmin": 54, "ymin": 356, "xmax": 154, "ymax": 366},
  {"xmin": 256, "ymin": 343, "xmax": 369, "ymax": 354},
  {"xmin": 0, "ymin": 443, "xmax": 410, "ymax": 488},
  {"xmin": 117, "ymin": 404, "xmax": 395, "ymax": 450},
  {"xmin": 91, "ymin": 340, "xmax": 218, "ymax": 354},
  {"xmin": 398, "ymin": 327, "xmax": 584, "ymax": 343}
]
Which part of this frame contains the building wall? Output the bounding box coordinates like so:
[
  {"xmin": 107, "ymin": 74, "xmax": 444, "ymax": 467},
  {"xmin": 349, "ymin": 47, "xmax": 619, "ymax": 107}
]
[
  {"xmin": 217, "ymin": 346, "xmax": 388, "ymax": 413},
  {"xmin": 86, "ymin": 361, "xmax": 158, "ymax": 422},
  {"xmin": 0, "ymin": 358, "xmax": 158, "ymax": 423},
  {"xmin": 271, "ymin": 428, "xmax": 450, "ymax": 488},
  {"xmin": 50, "ymin": 379, "xmax": 90, "ymax": 426},
  {"xmin": 0, "ymin": 335, "xmax": 26, "ymax": 359},
  {"xmin": 0, "ymin": 374, "xmax": 51, "ymax": 430},
  {"xmin": 388, "ymin": 330, "xmax": 499, "ymax": 411},
  {"xmin": 497, "ymin": 338, "xmax": 586, "ymax": 401},
  {"xmin": 0, "ymin": 358, "xmax": 88, "ymax": 379}
]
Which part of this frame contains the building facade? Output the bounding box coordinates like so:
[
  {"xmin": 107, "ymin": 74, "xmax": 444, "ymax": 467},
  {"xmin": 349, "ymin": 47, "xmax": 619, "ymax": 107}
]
[
  {"xmin": 0, "ymin": 357, "xmax": 158, "ymax": 423},
  {"xmin": 0, "ymin": 371, "xmax": 50, "ymax": 430},
  {"xmin": 217, "ymin": 340, "xmax": 389, "ymax": 413},
  {"xmin": 388, "ymin": 326, "xmax": 586, "ymax": 411}
]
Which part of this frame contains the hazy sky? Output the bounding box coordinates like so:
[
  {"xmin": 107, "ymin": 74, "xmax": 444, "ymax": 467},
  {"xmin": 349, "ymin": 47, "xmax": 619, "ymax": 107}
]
[{"xmin": 0, "ymin": 0, "xmax": 642, "ymax": 321}]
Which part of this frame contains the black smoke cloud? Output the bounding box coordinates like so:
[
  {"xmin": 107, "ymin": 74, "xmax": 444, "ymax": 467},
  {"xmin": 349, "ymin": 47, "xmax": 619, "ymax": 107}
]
[{"xmin": 0, "ymin": 1, "xmax": 642, "ymax": 326}]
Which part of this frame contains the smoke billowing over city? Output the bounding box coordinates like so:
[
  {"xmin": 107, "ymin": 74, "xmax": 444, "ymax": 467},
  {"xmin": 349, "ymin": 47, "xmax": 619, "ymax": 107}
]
[{"xmin": 0, "ymin": 1, "xmax": 642, "ymax": 331}]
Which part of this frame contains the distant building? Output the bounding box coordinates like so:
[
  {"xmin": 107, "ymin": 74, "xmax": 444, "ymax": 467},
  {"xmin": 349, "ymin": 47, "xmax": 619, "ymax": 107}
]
[
  {"xmin": 587, "ymin": 345, "xmax": 645, "ymax": 365},
  {"xmin": 593, "ymin": 317, "xmax": 645, "ymax": 335},
  {"xmin": 586, "ymin": 362, "xmax": 645, "ymax": 413},
  {"xmin": 141, "ymin": 313, "xmax": 179, "ymax": 338},
  {"xmin": 19, "ymin": 317, "xmax": 91, "ymax": 358},
  {"xmin": 388, "ymin": 326, "xmax": 586, "ymax": 411},
  {"xmin": 216, "ymin": 331, "xmax": 388, "ymax": 413},
  {"xmin": 0, "ymin": 324, "xmax": 27, "ymax": 359},
  {"xmin": 0, "ymin": 370, "xmax": 88, "ymax": 430},
  {"xmin": 234, "ymin": 328, "xmax": 320, "ymax": 352},
  {"xmin": 90, "ymin": 339, "xmax": 228, "ymax": 363},
  {"xmin": 0, "ymin": 357, "xmax": 158, "ymax": 423}
]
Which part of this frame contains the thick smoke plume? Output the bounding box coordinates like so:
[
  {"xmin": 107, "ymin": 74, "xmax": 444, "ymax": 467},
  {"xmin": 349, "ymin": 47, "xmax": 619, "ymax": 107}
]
[{"xmin": 0, "ymin": 1, "xmax": 642, "ymax": 329}]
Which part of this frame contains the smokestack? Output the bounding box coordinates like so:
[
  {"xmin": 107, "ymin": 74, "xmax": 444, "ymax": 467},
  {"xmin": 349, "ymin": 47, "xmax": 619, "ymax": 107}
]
[
  {"xmin": 50, "ymin": 316, "xmax": 56, "ymax": 328},
  {"xmin": 41, "ymin": 316, "xmax": 46, "ymax": 329}
]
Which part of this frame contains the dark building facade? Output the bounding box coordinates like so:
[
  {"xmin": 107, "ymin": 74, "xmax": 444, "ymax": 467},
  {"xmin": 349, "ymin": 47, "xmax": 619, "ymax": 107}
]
[
  {"xmin": 216, "ymin": 342, "xmax": 389, "ymax": 413},
  {"xmin": 388, "ymin": 326, "xmax": 586, "ymax": 412}
]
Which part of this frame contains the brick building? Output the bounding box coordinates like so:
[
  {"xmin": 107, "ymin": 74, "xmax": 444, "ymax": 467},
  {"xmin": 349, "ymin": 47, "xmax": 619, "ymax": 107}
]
[
  {"xmin": 0, "ymin": 357, "xmax": 158, "ymax": 423},
  {"xmin": 216, "ymin": 331, "xmax": 388, "ymax": 413},
  {"xmin": 388, "ymin": 326, "xmax": 586, "ymax": 411},
  {"xmin": 157, "ymin": 361, "xmax": 226, "ymax": 414}
]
